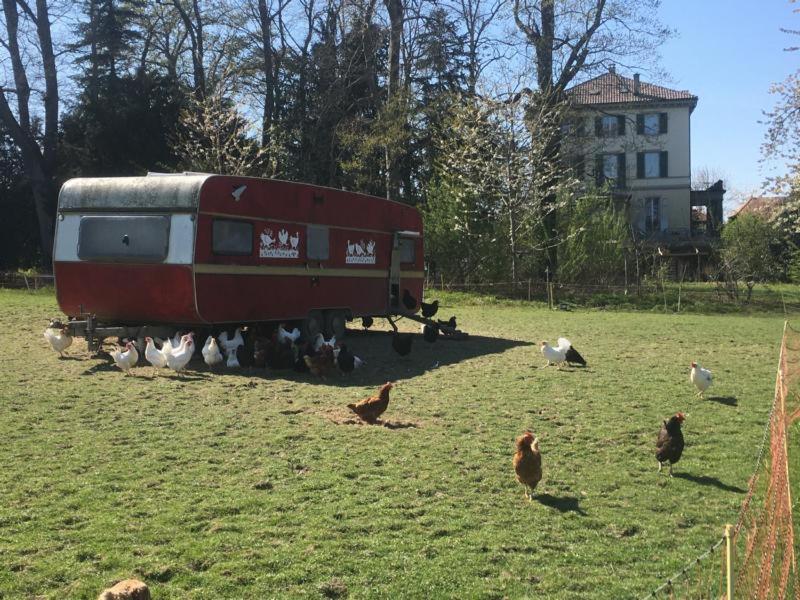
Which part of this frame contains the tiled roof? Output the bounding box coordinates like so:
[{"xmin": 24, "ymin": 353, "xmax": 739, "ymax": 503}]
[
  {"xmin": 566, "ymin": 72, "xmax": 698, "ymax": 107},
  {"xmin": 729, "ymin": 196, "xmax": 788, "ymax": 220}
]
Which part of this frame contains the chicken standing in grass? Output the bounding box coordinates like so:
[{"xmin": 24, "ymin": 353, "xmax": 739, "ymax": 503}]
[
  {"xmin": 392, "ymin": 331, "xmax": 413, "ymax": 356},
  {"xmin": 513, "ymin": 431, "xmax": 542, "ymax": 500},
  {"xmin": 43, "ymin": 322, "xmax": 72, "ymax": 357},
  {"xmin": 540, "ymin": 338, "xmax": 585, "ymax": 367},
  {"xmin": 304, "ymin": 345, "xmax": 336, "ymax": 378},
  {"xmin": 347, "ymin": 382, "xmax": 394, "ymax": 423},
  {"xmin": 144, "ymin": 336, "xmax": 168, "ymax": 374},
  {"xmin": 690, "ymin": 362, "xmax": 713, "ymax": 397},
  {"xmin": 202, "ymin": 335, "xmax": 224, "ymax": 368},
  {"xmin": 656, "ymin": 413, "xmax": 685, "ymax": 476},
  {"xmin": 167, "ymin": 333, "xmax": 194, "ymax": 373},
  {"xmin": 111, "ymin": 342, "xmax": 139, "ymax": 375}
]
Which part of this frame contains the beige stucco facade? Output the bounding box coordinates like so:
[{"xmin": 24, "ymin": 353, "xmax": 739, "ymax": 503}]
[{"xmin": 566, "ymin": 102, "xmax": 695, "ymax": 236}]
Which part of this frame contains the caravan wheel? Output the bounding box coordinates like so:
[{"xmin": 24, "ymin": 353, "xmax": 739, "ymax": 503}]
[
  {"xmin": 303, "ymin": 310, "xmax": 324, "ymax": 341},
  {"xmin": 325, "ymin": 310, "xmax": 348, "ymax": 339}
]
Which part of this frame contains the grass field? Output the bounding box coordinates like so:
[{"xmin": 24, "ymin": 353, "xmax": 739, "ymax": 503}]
[{"xmin": 0, "ymin": 288, "xmax": 787, "ymax": 599}]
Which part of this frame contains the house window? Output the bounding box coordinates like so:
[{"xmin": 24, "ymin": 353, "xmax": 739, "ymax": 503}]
[
  {"xmin": 307, "ymin": 225, "xmax": 329, "ymax": 260},
  {"xmin": 645, "ymin": 197, "xmax": 660, "ymax": 232},
  {"xmin": 596, "ymin": 153, "xmax": 626, "ymax": 188},
  {"xmin": 643, "ymin": 152, "xmax": 660, "ymax": 178},
  {"xmin": 643, "ymin": 114, "xmax": 660, "ymax": 135},
  {"xmin": 212, "ymin": 219, "xmax": 253, "ymax": 255},
  {"xmin": 603, "ymin": 154, "xmax": 618, "ymax": 179},
  {"xmin": 599, "ymin": 114, "xmax": 623, "ymax": 136},
  {"xmin": 637, "ymin": 151, "xmax": 668, "ymax": 179}
]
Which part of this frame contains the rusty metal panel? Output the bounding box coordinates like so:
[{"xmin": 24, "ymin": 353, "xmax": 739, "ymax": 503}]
[{"xmin": 57, "ymin": 174, "xmax": 211, "ymax": 211}]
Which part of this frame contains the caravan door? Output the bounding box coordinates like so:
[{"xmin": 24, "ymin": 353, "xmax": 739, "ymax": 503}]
[{"xmin": 389, "ymin": 230, "xmax": 421, "ymax": 311}]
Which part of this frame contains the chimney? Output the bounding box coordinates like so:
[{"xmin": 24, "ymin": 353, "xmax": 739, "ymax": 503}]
[
  {"xmin": 608, "ymin": 64, "xmax": 616, "ymax": 75},
  {"xmin": 633, "ymin": 73, "xmax": 641, "ymax": 94}
]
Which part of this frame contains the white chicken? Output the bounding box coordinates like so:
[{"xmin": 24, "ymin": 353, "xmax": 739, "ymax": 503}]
[
  {"xmin": 218, "ymin": 327, "xmax": 244, "ymax": 356},
  {"xmin": 226, "ymin": 348, "xmax": 241, "ymax": 368},
  {"xmin": 278, "ymin": 324, "xmax": 301, "ymax": 344},
  {"xmin": 540, "ymin": 338, "xmax": 572, "ymax": 367},
  {"xmin": 144, "ymin": 336, "xmax": 168, "ymax": 373},
  {"xmin": 167, "ymin": 333, "xmax": 194, "ymax": 373},
  {"xmin": 690, "ymin": 361, "xmax": 713, "ymax": 397},
  {"xmin": 312, "ymin": 333, "xmax": 336, "ymax": 352},
  {"xmin": 111, "ymin": 342, "xmax": 139, "ymax": 374},
  {"xmin": 202, "ymin": 335, "xmax": 224, "ymax": 367},
  {"xmin": 43, "ymin": 324, "xmax": 72, "ymax": 357}
]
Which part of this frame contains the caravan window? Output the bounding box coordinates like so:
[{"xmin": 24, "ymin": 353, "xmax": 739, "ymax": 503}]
[
  {"xmin": 399, "ymin": 238, "xmax": 416, "ymax": 263},
  {"xmin": 78, "ymin": 215, "xmax": 170, "ymax": 262},
  {"xmin": 213, "ymin": 219, "xmax": 253, "ymax": 255},
  {"xmin": 307, "ymin": 225, "xmax": 329, "ymax": 260}
]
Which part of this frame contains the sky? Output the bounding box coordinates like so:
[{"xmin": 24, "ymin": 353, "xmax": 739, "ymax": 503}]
[{"xmin": 656, "ymin": 0, "xmax": 798, "ymax": 210}]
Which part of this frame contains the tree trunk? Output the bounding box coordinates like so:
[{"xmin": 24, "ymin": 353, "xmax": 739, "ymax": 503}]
[
  {"xmin": 383, "ymin": 0, "xmax": 403, "ymax": 200},
  {"xmin": 258, "ymin": 0, "xmax": 275, "ymax": 149},
  {"xmin": 0, "ymin": 0, "xmax": 59, "ymax": 269}
]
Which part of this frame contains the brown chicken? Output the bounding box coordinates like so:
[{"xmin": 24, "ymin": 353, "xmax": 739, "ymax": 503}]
[
  {"xmin": 347, "ymin": 382, "xmax": 394, "ymax": 423},
  {"xmin": 513, "ymin": 431, "xmax": 542, "ymax": 500},
  {"xmin": 303, "ymin": 344, "xmax": 335, "ymax": 378},
  {"xmin": 656, "ymin": 412, "xmax": 685, "ymax": 476}
]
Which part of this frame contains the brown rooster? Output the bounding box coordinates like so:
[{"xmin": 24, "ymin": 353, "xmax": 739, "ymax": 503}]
[
  {"xmin": 303, "ymin": 345, "xmax": 335, "ymax": 378},
  {"xmin": 347, "ymin": 382, "xmax": 394, "ymax": 423},
  {"xmin": 513, "ymin": 431, "xmax": 542, "ymax": 500}
]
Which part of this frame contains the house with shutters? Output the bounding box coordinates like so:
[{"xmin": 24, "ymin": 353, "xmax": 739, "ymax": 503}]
[{"xmin": 564, "ymin": 68, "xmax": 724, "ymax": 270}]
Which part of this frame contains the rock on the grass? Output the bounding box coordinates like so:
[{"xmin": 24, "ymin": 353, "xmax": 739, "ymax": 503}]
[{"xmin": 97, "ymin": 579, "xmax": 151, "ymax": 600}]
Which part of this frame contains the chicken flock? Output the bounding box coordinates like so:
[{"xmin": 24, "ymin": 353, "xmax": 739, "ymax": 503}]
[{"xmin": 45, "ymin": 291, "xmax": 715, "ymax": 501}]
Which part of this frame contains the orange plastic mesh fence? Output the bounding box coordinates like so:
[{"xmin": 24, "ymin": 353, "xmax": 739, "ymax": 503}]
[
  {"xmin": 646, "ymin": 321, "xmax": 798, "ymax": 599},
  {"xmin": 731, "ymin": 321, "xmax": 799, "ymax": 600}
]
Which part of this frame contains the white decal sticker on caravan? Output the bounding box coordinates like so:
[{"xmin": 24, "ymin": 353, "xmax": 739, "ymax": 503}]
[
  {"xmin": 346, "ymin": 239, "xmax": 376, "ymax": 264},
  {"xmin": 260, "ymin": 227, "xmax": 300, "ymax": 259}
]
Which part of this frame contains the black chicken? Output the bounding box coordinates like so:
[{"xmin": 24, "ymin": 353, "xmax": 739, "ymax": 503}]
[
  {"xmin": 437, "ymin": 316, "xmax": 457, "ymax": 330},
  {"xmin": 402, "ymin": 289, "xmax": 418, "ymax": 311},
  {"xmin": 392, "ymin": 331, "xmax": 413, "ymax": 356},
  {"xmin": 420, "ymin": 300, "xmax": 439, "ymax": 318},
  {"xmin": 336, "ymin": 343, "xmax": 356, "ymax": 373},
  {"xmin": 564, "ymin": 345, "xmax": 587, "ymax": 367},
  {"xmin": 656, "ymin": 413, "xmax": 685, "ymax": 476},
  {"xmin": 422, "ymin": 324, "xmax": 439, "ymax": 343}
]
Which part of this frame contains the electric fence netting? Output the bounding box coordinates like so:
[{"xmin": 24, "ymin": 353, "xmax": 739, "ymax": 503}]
[{"xmin": 645, "ymin": 321, "xmax": 799, "ymax": 599}]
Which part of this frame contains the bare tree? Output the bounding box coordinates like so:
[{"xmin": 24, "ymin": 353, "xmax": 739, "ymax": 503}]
[
  {"xmin": 0, "ymin": 0, "xmax": 60, "ymax": 267},
  {"xmin": 173, "ymin": 85, "xmax": 269, "ymax": 174}
]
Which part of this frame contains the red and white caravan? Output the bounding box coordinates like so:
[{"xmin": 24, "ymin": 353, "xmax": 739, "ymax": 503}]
[{"xmin": 53, "ymin": 173, "xmax": 424, "ymax": 347}]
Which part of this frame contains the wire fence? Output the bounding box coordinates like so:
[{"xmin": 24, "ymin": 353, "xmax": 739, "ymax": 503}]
[
  {"xmin": 428, "ymin": 277, "xmax": 800, "ymax": 313},
  {"xmin": 643, "ymin": 321, "xmax": 799, "ymax": 599},
  {"xmin": 0, "ymin": 271, "xmax": 54, "ymax": 291}
]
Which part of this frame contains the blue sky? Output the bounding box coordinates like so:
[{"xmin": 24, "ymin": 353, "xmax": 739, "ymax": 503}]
[{"xmin": 656, "ymin": 0, "xmax": 797, "ymax": 207}]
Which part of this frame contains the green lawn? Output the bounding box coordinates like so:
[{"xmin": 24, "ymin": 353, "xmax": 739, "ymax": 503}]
[{"xmin": 0, "ymin": 288, "xmax": 786, "ymax": 599}]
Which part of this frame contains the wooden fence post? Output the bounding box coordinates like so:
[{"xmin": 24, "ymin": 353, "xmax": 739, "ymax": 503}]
[{"xmin": 725, "ymin": 523, "xmax": 733, "ymax": 600}]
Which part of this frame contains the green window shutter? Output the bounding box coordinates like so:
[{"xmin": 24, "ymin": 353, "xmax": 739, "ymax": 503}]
[
  {"xmin": 659, "ymin": 113, "xmax": 668, "ymax": 134},
  {"xmin": 617, "ymin": 115, "xmax": 625, "ymax": 135},
  {"xmin": 617, "ymin": 153, "xmax": 626, "ymax": 188},
  {"xmin": 576, "ymin": 118, "xmax": 585, "ymax": 137},
  {"xmin": 595, "ymin": 155, "xmax": 604, "ymax": 185},
  {"xmin": 636, "ymin": 114, "xmax": 644, "ymax": 135},
  {"xmin": 595, "ymin": 117, "xmax": 602, "ymax": 137},
  {"xmin": 637, "ymin": 152, "xmax": 645, "ymax": 179},
  {"xmin": 659, "ymin": 151, "xmax": 668, "ymax": 177}
]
